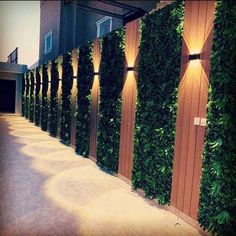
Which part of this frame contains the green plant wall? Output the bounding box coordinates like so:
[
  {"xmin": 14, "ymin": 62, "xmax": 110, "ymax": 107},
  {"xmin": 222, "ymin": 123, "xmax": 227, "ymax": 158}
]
[
  {"xmin": 75, "ymin": 45, "xmax": 94, "ymax": 156},
  {"xmin": 34, "ymin": 67, "xmax": 41, "ymax": 126},
  {"xmin": 60, "ymin": 53, "xmax": 73, "ymax": 145},
  {"xmin": 49, "ymin": 60, "xmax": 59, "ymax": 137},
  {"xmin": 132, "ymin": 1, "xmax": 184, "ymax": 204},
  {"xmin": 41, "ymin": 64, "xmax": 49, "ymax": 131},
  {"xmin": 97, "ymin": 30, "xmax": 125, "ymax": 172},
  {"xmin": 29, "ymin": 71, "xmax": 35, "ymax": 122},
  {"xmin": 198, "ymin": 1, "xmax": 236, "ymax": 235}
]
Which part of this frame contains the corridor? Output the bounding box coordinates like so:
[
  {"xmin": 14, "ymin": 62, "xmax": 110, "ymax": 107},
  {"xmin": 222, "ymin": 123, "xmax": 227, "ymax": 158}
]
[{"xmin": 0, "ymin": 114, "xmax": 203, "ymax": 236}]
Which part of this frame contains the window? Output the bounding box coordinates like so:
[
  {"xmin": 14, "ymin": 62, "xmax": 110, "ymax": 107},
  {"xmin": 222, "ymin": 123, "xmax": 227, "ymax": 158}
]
[
  {"xmin": 44, "ymin": 31, "xmax": 52, "ymax": 54},
  {"xmin": 96, "ymin": 16, "xmax": 112, "ymax": 37}
]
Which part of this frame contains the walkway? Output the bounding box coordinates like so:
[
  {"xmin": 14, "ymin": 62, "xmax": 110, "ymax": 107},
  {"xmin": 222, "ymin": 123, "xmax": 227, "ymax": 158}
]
[{"xmin": 0, "ymin": 114, "xmax": 203, "ymax": 236}]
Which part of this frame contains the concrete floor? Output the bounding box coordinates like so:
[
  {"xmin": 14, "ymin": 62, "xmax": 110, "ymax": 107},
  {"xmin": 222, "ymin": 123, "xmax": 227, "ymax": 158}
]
[{"xmin": 0, "ymin": 114, "xmax": 204, "ymax": 236}]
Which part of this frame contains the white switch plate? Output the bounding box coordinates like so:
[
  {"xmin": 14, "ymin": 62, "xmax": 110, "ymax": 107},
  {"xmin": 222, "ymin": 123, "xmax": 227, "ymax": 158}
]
[
  {"xmin": 194, "ymin": 117, "xmax": 200, "ymax": 125},
  {"xmin": 200, "ymin": 118, "xmax": 207, "ymax": 126}
]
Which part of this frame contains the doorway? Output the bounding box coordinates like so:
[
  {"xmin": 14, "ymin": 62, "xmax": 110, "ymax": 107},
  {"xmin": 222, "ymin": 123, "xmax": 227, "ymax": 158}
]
[{"xmin": 0, "ymin": 79, "xmax": 16, "ymax": 113}]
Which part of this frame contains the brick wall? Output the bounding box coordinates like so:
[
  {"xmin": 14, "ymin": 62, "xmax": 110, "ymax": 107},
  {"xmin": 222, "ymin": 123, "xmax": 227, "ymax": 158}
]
[
  {"xmin": 39, "ymin": 0, "xmax": 61, "ymax": 65},
  {"xmin": 39, "ymin": 0, "xmax": 158, "ymax": 63}
]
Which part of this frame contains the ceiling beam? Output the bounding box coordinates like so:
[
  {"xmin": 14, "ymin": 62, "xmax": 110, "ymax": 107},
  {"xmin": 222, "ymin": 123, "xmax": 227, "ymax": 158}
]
[
  {"xmin": 99, "ymin": 0, "xmax": 147, "ymax": 13},
  {"xmin": 75, "ymin": 3, "xmax": 124, "ymax": 19}
]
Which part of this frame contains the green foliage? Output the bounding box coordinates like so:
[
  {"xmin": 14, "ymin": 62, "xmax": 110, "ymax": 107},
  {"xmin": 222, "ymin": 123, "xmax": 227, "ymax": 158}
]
[
  {"xmin": 21, "ymin": 74, "xmax": 25, "ymax": 116},
  {"xmin": 199, "ymin": 1, "xmax": 236, "ymax": 235},
  {"xmin": 60, "ymin": 53, "xmax": 73, "ymax": 145},
  {"xmin": 24, "ymin": 72, "xmax": 30, "ymax": 119},
  {"xmin": 132, "ymin": 1, "xmax": 184, "ymax": 204},
  {"xmin": 29, "ymin": 71, "xmax": 35, "ymax": 122},
  {"xmin": 49, "ymin": 60, "xmax": 59, "ymax": 137},
  {"xmin": 75, "ymin": 45, "xmax": 94, "ymax": 156},
  {"xmin": 41, "ymin": 64, "xmax": 49, "ymax": 131},
  {"xmin": 97, "ymin": 29, "xmax": 125, "ymax": 172},
  {"xmin": 34, "ymin": 67, "xmax": 41, "ymax": 126}
]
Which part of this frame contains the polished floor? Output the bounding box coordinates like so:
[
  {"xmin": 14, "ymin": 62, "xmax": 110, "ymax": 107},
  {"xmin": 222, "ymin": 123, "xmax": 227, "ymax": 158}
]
[{"xmin": 0, "ymin": 114, "xmax": 204, "ymax": 236}]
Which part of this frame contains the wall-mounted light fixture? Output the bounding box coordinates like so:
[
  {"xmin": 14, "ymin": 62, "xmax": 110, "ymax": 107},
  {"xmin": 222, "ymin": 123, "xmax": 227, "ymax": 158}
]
[
  {"xmin": 189, "ymin": 53, "xmax": 201, "ymax": 61},
  {"xmin": 73, "ymin": 76, "xmax": 77, "ymax": 79},
  {"xmin": 127, "ymin": 67, "xmax": 135, "ymax": 71},
  {"xmin": 94, "ymin": 72, "xmax": 99, "ymax": 75}
]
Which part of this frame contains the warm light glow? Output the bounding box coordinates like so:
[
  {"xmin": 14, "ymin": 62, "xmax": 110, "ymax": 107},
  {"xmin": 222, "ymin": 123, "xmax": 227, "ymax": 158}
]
[
  {"xmin": 58, "ymin": 80, "xmax": 62, "ymax": 102},
  {"xmin": 93, "ymin": 39, "xmax": 101, "ymax": 73},
  {"xmin": 71, "ymin": 76, "xmax": 78, "ymax": 101},
  {"xmin": 33, "ymin": 69, "xmax": 36, "ymax": 82},
  {"xmin": 2, "ymin": 115, "xmax": 200, "ymax": 236},
  {"xmin": 188, "ymin": 59, "xmax": 202, "ymax": 71},
  {"xmin": 38, "ymin": 66, "xmax": 42, "ymax": 96},
  {"xmin": 72, "ymin": 49, "xmax": 78, "ymax": 77},
  {"xmin": 91, "ymin": 75, "xmax": 100, "ymax": 104},
  {"xmin": 58, "ymin": 56, "xmax": 63, "ymax": 80},
  {"xmin": 125, "ymin": 19, "xmax": 140, "ymax": 67},
  {"xmin": 47, "ymin": 61, "xmax": 52, "ymax": 82},
  {"xmin": 182, "ymin": 1, "xmax": 214, "ymax": 56}
]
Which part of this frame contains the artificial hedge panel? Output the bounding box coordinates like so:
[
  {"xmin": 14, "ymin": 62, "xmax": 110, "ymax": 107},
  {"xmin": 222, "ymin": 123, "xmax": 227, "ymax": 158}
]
[
  {"xmin": 97, "ymin": 30, "xmax": 125, "ymax": 172},
  {"xmin": 132, "ymin": 1, "xmax": 184, "ymax": 204},
  {"xmin": 60, "ymin": 53, "xmax": 73, "ymax": 145},
  {"xmin": 29, "ymin": 71, "xmax": 35, "ymax": 122},
  {"xmin": 49, "ymin": 60, "xmax": 59, "ymax": 137},
  {"xmin": 34, "ymin": 67, "xmax": 41, "ymax": 126},
  {"xmin": 75, "ymin": 45, "xmax": 94, "ymax": 156},
  {"xmin": 41, "ymin": 64, "xmax": 49, "ymax": 131},
  {"xmin": 198, "ymin": 1, "xmax": 236, "ymax": 235}
]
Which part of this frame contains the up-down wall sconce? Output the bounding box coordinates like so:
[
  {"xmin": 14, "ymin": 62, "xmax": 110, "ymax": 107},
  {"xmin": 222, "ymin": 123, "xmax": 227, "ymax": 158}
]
[
  {"xmin": 127, "ymin": 66, "xmax": 135, "ymax": 71},
  {"xmin": 189, "ymin": 53, "xmax": 201, "ymax": 61},
  {"xmin": 94, "ymin": 72, "xmax": 99, "ymax": 75}
]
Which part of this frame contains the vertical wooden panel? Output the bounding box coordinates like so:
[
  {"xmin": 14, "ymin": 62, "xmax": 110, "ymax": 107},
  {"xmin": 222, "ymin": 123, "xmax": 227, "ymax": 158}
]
[
  {"xmin": 170, "ymin": 1, "xmax": 192, "ymax": 208},
  {"xmin": 171, "ymin": 0, "xmax": 215, "ymax": 220},
  {"xmin": 89, "ymin": 39, "xmax": 101, "ymax": 159},
  {"xmin": 57, "ymin": 56, "xmax": 63, "ymax": 138},
  {"xmin": 70, "ymin": 49, "xmax": 78, "ymax": 147},
  {"xmin": 182, "ymin": 1, "xmax": 207, "ymax": 215},
  {"xmin": 39, "ymin": 67, "xmax": 43, "ymax": 125},
  {"xmin": 118, "ymin": 19, "xmax": 140, "ymax": 180},
  {"xmin": 47, "ymin": 62, "xmax": 51, "ymax": 130},
  {"xmin": 190, "ymin": 1, "xmax": 215, "ymax": 219}
]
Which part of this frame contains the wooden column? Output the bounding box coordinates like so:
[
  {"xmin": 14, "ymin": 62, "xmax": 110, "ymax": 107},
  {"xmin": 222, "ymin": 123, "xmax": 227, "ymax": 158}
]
[
  {"xmin": 89, "ymin": 38, "xmax": 101, "ymax": 160},
  {"xmin": 170, "ymin": 1, "xmax": 215, "ymax": 220},
  {"xmin": 25, "ymin": 73, "xmax": 30, "ymax": 118},
  {"xmin": 70, "ymin": 49, "xmax": 79, "ymax": 147},
  {"xmin": 32, "ymin": 70, "xmax": 36, "ymax": 122},
  {"xmin": 22, "ymin": 74, "xmax": 26, "ymax": 115},
  {"xmin": 57, "ymin": 56, "xmax": 63, "ymax": 138},
  {"xmin": 118, "ymin": 19, "xmax": 140, "ymax": 181},
  {"xmin": 47, "ymin": 61, "xmax": 51, "ymax": 130},
  {"xmin": 39, "ymin": 66, "xmax": 43, "ymax": 126},
  {"xmin": 28, "ymin": 72, "xmax": 32, "ymax": 120}
]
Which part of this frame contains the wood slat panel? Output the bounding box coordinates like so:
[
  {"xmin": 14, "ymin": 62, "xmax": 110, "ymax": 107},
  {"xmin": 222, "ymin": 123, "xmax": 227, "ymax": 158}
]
[
  {"xmin": 190, "ymin": 1, "xmax": 215, "ymax": 219},
  {"xmin": 171, "ymin": 0, "xmax": 215, "ymax": 220},
  {"xmin": 70, "ymin": 49, "xmax": 79, "ymax": 147},
  {"xmin": 47, "ymin": 62, "xmax": 51, "ymax": 130},
  {"xmin": 183, "ymin": 1, "xmax": 207, "ymax": 215},
  {"xmin": 171, "ymin": 1, "xmax": 192, "ymax": 207},
  {"xmin": 176, "ymin": 1, "xmax": 199, "ymax": 211},
  {"xmin": 89, "ymin": 39, "xmax": 101, "ymax": 159},
  {"xmin": 57, "ymin": 56, "xmax": 63, "ymax": 138},
  {"xmin": 118, "ymin": 19, "xmax": 140, "ymax": 180},
  {"xmin": 39, "ymin": 67, "xmax": 43, "ymax": 125}
]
